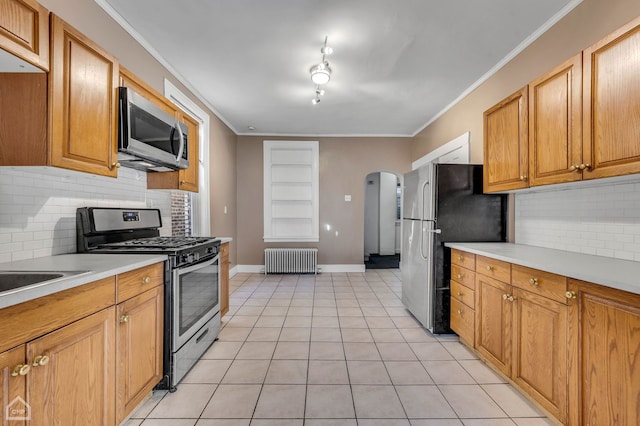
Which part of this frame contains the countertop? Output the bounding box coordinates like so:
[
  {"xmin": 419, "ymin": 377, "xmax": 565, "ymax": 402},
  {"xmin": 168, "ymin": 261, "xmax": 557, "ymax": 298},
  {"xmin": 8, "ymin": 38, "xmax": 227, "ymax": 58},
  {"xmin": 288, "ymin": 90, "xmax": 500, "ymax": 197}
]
[
  {"xmin": 445, "ymin": 242, "xmax": 640, "ymax": 295},
  {"xmin": 219, "ymin": 237, "xmax": 232, "ymax": 244},
  {"xmin": 0, "ymin": 254, "xmax": 167, "ymax": 309}
]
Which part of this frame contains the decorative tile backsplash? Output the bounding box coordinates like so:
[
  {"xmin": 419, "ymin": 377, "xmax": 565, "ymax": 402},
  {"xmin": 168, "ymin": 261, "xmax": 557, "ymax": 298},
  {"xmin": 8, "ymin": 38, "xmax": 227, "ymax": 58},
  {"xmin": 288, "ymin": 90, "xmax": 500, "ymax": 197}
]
[
  {"xmin": 0, "ymin": 167, "xmax": 171, "ymax": 263},
  {"xmin": 516, "ymin": 180, "xmax": 640, "ymax": 261}
]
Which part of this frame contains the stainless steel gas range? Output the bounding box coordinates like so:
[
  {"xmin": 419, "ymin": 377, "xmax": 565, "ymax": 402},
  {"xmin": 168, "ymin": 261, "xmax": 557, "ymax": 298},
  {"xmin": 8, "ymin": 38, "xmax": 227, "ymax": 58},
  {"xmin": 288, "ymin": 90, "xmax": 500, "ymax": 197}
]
[{"xmin": 76, "ymin": 207, "xmax": 220, "ymax": 391}]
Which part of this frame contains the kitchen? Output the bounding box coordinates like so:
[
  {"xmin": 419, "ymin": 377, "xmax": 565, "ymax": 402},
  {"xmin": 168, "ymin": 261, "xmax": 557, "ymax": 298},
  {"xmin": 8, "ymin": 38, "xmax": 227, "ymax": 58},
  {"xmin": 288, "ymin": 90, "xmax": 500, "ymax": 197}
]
[{"xmin": 1, "ymin": 0, "xmax": 640, "ymax": 425}]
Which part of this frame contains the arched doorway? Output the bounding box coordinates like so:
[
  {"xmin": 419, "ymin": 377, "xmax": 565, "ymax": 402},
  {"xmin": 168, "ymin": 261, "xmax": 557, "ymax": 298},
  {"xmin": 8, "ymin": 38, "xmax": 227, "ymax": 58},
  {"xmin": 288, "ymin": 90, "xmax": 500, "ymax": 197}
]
[{"xmin": 364, "ymin": 171, "xmax": 401, "ymax": 269}]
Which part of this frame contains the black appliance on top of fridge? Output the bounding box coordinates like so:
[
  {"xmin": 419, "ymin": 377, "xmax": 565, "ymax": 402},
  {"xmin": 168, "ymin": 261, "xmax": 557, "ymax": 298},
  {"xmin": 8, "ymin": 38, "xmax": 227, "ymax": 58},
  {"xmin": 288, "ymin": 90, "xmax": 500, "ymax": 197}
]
[{"xmin": 401, "ymin": 163, "xmax": 507, "ymax": 334}]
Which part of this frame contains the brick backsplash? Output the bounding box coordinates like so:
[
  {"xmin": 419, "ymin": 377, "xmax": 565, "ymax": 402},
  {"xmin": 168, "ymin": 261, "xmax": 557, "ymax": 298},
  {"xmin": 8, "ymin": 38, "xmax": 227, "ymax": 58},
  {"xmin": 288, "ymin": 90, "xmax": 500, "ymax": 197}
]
[
  {"xmin": 0, "ymin": 167, "xmax": 171, "ymax": 263},
  {"xmin": 515, "ymin": 181, "xmax": 640, "ymax": 261}
]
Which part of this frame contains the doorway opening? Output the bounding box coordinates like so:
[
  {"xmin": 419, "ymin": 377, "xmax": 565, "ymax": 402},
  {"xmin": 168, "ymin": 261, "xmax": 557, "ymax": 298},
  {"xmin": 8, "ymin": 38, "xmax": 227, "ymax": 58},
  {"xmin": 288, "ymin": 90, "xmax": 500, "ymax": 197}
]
[{"xmin": 364, "ymin": 171, "xmax": 401, "ymax": 269}]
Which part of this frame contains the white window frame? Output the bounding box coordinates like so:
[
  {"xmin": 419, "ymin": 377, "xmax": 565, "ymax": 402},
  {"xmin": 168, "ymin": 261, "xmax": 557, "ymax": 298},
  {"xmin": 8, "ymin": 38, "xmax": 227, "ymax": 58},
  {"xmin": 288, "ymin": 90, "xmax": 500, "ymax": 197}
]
[
  {"xmin": 164, "ymin": 79, "xmax": 211, "ymax": 236},
  {"xmin": 263, "ymin": 140, "xmax": 319, "ymax": 242}
]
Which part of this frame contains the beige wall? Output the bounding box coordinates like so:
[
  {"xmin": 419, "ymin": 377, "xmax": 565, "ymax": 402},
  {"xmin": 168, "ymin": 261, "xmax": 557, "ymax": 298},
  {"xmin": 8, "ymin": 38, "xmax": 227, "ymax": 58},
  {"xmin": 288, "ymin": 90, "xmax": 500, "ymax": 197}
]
[
  {"xmin": 413, "ymin": 0, "xmax": 640, "ymax": 163},
  {"xmin": 39, "ymin": 0, "xmax": 239, "ymax": 265},
  {"xmin": 237, "ymin": 136, "xmax": 413, "ymax": 265}
]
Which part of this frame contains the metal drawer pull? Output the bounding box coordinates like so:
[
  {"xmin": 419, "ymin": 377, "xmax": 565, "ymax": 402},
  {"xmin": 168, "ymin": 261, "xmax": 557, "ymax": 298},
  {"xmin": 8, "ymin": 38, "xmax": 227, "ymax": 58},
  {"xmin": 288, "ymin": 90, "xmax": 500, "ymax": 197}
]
[
  {"xmin": 457, "ymin": 309, "xmax": 463, "ymax": 315},
  {"xmin": 486, "ymin": 265, "xmax": 494, "ymax": 271},
  {"xmin": 457, "ymin": 273, "xmax": 464, "ymax": 279},
  {"xmin": 566, "ymin": 291, "xmax": 577, "ymax": 299},
  {"xmin": 142, "ymin": 276, "xmax": 151, "ymax": 284},
  {"xmin": 529, "ymin": 278, "xmax": 539, "ymax": 286},
  {"xmin": 456, "ymin": 291, "xmax": 463, "ymax": 297},
  {"xmin": 502, "ymin": 294, "xmax": 515, "ymax": 302},
  {"xmin": 120, "ymin": 315, "xmax": 130, "ymax": 323},
  {"xmin": 457, "ymin": 255, "xmax": 464, "ymax": 261}
]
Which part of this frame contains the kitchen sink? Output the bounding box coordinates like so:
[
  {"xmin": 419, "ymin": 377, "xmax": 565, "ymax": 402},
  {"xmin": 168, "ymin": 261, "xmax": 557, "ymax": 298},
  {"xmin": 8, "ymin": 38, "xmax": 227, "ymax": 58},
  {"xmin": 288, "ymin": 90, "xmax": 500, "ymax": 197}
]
[{"xmin": 0, "ymin": 271, "xmax": 91, "ymax": 293}]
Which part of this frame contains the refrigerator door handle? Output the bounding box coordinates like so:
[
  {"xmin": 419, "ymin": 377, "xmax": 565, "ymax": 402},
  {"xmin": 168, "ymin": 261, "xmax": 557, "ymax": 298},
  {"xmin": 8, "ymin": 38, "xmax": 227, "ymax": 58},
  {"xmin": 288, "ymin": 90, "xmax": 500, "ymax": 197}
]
[
  {"xmin": 419, "ymin": 222, "xmax": 433, "ymax": 261},
  {"xmin": 420, "ymin": 179, "xmax": 429, "ymax": 220},
  {"xmin": 426, "ymin": 229, "xmax": 442, "ymax": 234}
]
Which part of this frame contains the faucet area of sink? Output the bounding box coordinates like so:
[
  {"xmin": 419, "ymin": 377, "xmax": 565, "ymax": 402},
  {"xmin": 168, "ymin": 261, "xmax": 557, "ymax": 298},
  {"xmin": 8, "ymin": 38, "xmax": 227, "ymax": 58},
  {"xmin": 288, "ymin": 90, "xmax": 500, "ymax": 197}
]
[{"xmin": 0, "ymin": 271, "xmax": 92, "ymax": 293}]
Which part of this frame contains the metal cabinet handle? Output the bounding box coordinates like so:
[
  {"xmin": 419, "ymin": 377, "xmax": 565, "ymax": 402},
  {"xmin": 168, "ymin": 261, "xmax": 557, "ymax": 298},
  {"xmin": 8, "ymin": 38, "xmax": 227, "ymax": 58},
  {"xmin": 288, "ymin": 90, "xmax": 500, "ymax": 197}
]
[
  {"xmin": 487, "ymin": 265, "xmax": 494, "ymax": 271},
  {"xmin": 457, "ymin": 274, "xmax": 464, "ymax": 279},
  {"xmin": 142, "ymin": 276, "xmax": 151, "ymax": 284},
  {"xmin": 529, "ymin": 278, "xmax": 539, "ymax": 286},
  {"xmin": 32, "ymin": 355, "xmax": 49, "ymax": 367},
  {"xmin": 120, "ymin": 315, "xmax": 130, "ymax": 323},
  {"xmin": 11, "ymin": 364, "xmax": 30, "ymax": 377},
  {"xmin": 566, "ymin": 291, "xmax": 577, "ymax": 299}
]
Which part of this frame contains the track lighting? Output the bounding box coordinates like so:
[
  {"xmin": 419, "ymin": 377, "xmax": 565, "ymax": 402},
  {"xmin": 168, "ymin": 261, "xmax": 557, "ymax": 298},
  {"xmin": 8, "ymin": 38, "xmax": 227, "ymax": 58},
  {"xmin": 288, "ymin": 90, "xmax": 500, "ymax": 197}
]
[{"xmin": 310, "ymin": 36, "xmax": 333, "ymax": 104}]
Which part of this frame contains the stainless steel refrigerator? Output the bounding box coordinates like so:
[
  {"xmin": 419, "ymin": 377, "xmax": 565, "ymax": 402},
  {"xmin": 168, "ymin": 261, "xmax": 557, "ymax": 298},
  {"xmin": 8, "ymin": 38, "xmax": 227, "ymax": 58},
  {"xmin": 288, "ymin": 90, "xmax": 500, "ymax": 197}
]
[{"xmin": 401, "ymin": 163, "xmax": 507, "ymax": 333}]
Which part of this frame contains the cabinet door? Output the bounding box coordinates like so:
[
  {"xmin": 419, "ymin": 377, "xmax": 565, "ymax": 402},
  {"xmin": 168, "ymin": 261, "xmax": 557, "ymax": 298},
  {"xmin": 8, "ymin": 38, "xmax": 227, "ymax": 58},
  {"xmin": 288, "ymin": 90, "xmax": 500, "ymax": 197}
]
[
  {"xmin": 0, "ymin": 0, "xmax": 49, "ymax": 70},
  {"xmin": 475, "ymin": 275, "xmax": 512, "ymax": 376},
  {"xmin": 567, "ymin": 279, "xmax": 640, "ymax": 426},
  {"xmin": 512, "ymin": 289, "xmax": 567, "ymax": 423},
  {"xmin": 583, "ymin": 16, "xmax": 640, "ymax": 180},
  {"xmin": 49, "ymin": 14, "xmax": 119, "ymax": 177},
  {"xmin": 116, "ymin": 286, "xmax": 163, "ymax": 423},
  {"xmin": 178, "ymin": 112, "xmax": 199, "ymax": 192},
  {"xmin": 483, "ymin": 87, "xmax": 529, "ymax": 192},
  {"xmin": 220, "ymin": 242, "xmax": 230, "ymax": 317},
  {"xmin": 0, "ymin": 345, "xmax": 27, "ymax": 426},
  {"xmin": 529, "ymin": 53, "xmax": 583, "ymax": 187},
  {"xmin": 27, "ymin": 307, "xmax": 115, "ymax": 426}
]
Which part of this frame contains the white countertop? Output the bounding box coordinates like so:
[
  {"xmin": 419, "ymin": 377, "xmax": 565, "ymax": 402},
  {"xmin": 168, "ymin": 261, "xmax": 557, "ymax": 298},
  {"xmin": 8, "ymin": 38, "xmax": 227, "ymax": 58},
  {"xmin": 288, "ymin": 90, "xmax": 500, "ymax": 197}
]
[
  {"xmin": 445, "ymin": 242, "xmax": 640, "ymax": 295},
  {"xmin": 219, "ymin": 237, "xmax": 232, "ymax": 244},
  {"xmin": 0, "ymin": 254, "xmax": 167, "ymax": 309}
]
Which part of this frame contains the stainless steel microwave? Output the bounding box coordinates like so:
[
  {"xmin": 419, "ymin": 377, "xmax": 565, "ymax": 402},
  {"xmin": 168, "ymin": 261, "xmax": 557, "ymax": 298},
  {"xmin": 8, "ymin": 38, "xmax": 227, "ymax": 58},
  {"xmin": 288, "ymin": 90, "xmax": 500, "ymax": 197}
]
[{"xmin": 117, "ymin": 86, "xmax": 189, "ymax": 172}]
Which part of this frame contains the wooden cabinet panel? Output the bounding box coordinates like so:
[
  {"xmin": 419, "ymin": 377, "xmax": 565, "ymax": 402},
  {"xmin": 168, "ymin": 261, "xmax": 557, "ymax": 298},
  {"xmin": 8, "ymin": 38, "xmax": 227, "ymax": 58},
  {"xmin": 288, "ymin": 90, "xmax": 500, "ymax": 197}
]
[
  {"xmin": 451, "ymin": 249, "xmax": 475, "ymax": 270},
  {"xmin": 116, "ymin": 286, "xmax": 163, "ymax": 423},
  {"xmin": 0, "ymin": 0, "xmax": 49, "ymax": 70},
  {"xmin": 220, "ymin": 242, "xmax": 230, "ymax": 317},
  {"xmin": 49, "ymin": 14, "xmax": 119, "ymax": 177},
  {"xmin": 0, "ymin": 276, "xmax": 115, "ymax": 353},
  {"xmin": 513, "ymin": 288, "xmax": 567, "ymax": 423},
  {"xmin": 583, "ymin": 16, "xmax": 640, "ymax": 180},
  {"xmin": 529, "ymin": 53, "xmax": 583, "ymax": 186},
  {"xmin": 483, "ymin": 87, "xmax": 529, "ymax": 192},
  {"xmin": 476, "ymin": 255, "xmax": 511, "ymax": 283},
  {"xmin": 568, "ymin": 279, "xmax": 640, "ymax": 426},
  {"xmin": 450, "ymin": 297, "xmax": 474, "ymax": 345},
  {"xmin": 475, "ymin": 274, "xmax": 512, "ymax": 376},
  {"xmin": 451, "ymin": 264, "xmax": 475, "ymax": 289},
  {"xmin": 27, "ymin": 307, "xmax": 115, "ymax": 426},
  {"xmin": 451, "ymin": 280, "xmax": 474, "ymax": 308},
  {"xmin": 117, "ymin": 262, "xmax": 164, "ymax": 303},
  {"xmin": 511, "ymin": 264, "xmax": 567, "ymax": 304},
  {"xmin": 0, "ymin": 345, "xmax": 27, "ymax": 426}
]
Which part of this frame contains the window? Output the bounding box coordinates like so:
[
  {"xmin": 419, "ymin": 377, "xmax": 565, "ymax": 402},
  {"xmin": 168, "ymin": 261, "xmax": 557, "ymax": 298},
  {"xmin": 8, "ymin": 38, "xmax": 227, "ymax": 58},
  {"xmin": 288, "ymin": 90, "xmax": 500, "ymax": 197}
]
[
  {"xmin": 164, "ymin": 79, "xmax": 210, "ymax": 236},
  {"xmin": 263, "ymin": 140, "xmax": 319, "ymax": 242}
]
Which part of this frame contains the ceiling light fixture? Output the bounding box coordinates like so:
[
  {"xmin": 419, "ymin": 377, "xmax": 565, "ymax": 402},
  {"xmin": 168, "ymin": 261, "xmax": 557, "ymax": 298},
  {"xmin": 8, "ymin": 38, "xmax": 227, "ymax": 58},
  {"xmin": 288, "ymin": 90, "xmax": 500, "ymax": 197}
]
[{"xmin": 310, "ymin": 36, "xmax": 332, "ymax": 104}]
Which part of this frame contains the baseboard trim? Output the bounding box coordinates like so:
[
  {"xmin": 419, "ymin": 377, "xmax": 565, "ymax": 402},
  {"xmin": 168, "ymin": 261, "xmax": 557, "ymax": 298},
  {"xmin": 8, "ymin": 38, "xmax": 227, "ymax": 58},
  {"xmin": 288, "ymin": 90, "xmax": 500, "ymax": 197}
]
[{"xmin": 234, "ymin": 264, "xmax": 366, "ymax": 274}]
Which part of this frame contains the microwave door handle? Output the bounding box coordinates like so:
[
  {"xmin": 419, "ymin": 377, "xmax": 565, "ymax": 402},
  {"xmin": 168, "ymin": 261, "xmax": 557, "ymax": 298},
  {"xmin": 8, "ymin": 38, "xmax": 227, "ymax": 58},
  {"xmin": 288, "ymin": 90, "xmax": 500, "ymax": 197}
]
[{"xmin": 175, "ymin": 120, "xmax": 185, "ymax": 164}]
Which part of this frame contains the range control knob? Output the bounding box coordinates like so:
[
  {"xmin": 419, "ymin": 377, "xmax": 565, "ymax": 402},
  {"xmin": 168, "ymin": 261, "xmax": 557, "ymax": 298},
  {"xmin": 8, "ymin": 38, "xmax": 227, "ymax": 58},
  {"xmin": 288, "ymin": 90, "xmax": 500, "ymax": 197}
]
[{"xmin": 181, "ymin": 253, "xmax": 194, "ymax": 264}]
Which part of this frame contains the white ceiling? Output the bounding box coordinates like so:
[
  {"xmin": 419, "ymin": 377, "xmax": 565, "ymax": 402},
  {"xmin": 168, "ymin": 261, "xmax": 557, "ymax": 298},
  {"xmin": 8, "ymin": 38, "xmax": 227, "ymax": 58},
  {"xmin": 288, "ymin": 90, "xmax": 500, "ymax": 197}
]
[{"xmin": 99, "ymin": 0, "xmax": 577, "ymax": 137}]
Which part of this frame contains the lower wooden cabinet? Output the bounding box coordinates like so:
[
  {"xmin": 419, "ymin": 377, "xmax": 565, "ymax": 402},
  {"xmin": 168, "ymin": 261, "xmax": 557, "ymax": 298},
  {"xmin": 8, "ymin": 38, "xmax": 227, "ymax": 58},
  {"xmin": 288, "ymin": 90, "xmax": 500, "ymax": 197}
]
[
  {"xmin": 512, "ymin": 288, "xmax": 567, "ymax": 423},
  {"xmin": 475, "ymin": 274, "xmax": 513, "ymax": 376},
  {"xmin": 0, "ymin": 262, "xmax": 165, "ymax": 425},
  {"xmin": 116, "ymin": 286, "xmax": 163, "ymax": 424},
  {"xmin": 567, "ymin": 279, "xmax": 640, "ymax": 426},
  {"xmin": 27, "ymin": 306, "xmax": 116, "ymax": 426},
  {"xmin": 0, "ymin": 345, "xmax": 27, "ymax": 426},
  {"xmin": 220, "ymin": 242, "xmax": 230, "ymax": 317}
]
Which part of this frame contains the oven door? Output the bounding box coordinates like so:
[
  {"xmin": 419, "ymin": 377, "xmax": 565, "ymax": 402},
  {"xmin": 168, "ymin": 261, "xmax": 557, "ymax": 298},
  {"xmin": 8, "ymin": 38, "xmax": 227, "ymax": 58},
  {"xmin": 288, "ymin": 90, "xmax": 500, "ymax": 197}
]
[{"xmin": 172, "ymin": 255, "xmax": 220, "ymax": 349}]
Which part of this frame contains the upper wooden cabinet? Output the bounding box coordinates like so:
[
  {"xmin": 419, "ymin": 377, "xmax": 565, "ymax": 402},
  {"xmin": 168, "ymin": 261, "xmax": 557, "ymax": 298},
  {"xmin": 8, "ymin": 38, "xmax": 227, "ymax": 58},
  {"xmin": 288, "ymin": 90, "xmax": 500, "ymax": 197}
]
[
  {"xmin": 120, "ymin": 66, "xmax": 200, "ymax": 192},
  {"xmin": 483, "ymin": 87, "xmax": 529, "ymax": 192},
  {"xmin": 485, "ymin": 15, "xmax": 640, "ymax": 192},
  {"xmin": 528, "ymin": 53, "xmax": 583, "ymax": 187},
  {"xmin": 583, "ymin": 15, "xmax": 640, "ymax": 180},
  {"xmin": 0, "ymin": 0, "xmax": 49, "ymax": 71},
  {"xmin": 49, "ymin": 14, "xmax": 119, "ymax": 177}
]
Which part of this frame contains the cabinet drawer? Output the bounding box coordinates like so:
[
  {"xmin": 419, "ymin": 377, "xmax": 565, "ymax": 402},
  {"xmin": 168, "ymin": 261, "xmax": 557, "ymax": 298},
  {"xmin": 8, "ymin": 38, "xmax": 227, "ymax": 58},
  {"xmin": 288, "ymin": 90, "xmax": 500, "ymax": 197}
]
[
  {"xmin": 451, "ymin": 249, "xmax": 475, "ymax": 270},
  {"xmin": 117, "ymin": 262, "xmax": 164, "ymax": 303},
  {"xmin": 477, "ymin": 256, "xmax": 511, "ymax": 283},
  {"xmin": 451, "ymin": 265, "xmax": 475, "ymax": 289},
  {"xmin": 450, "ymin": 298, "xmax": 474, "ymax": 344},
  {"xmin": 512, "ymin": 264, "xmax": 568, "ymax": 304},
  {"xmin": 451, "ymin": 280, "xmax": 475, "ymax": 309}
]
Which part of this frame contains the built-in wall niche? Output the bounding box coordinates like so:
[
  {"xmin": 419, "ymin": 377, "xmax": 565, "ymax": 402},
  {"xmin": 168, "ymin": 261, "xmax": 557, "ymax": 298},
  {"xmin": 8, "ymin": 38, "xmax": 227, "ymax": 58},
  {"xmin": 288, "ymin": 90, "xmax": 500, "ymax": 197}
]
[{"xmin": 263, "ymin": 140, "xmax": 319, "ymax": 242}]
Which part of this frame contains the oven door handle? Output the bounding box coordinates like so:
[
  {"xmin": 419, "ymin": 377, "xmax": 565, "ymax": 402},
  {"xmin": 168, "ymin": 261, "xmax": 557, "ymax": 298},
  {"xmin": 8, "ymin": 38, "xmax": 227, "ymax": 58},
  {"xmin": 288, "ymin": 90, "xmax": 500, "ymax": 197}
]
[{"xmin": 177, "ymin": 254, "xmax": 219, "ymax": 275}]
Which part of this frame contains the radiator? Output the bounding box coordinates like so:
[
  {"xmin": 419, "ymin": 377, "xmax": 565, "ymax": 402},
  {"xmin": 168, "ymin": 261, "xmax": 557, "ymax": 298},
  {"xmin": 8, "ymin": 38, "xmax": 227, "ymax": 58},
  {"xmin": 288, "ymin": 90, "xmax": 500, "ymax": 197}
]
[{"xmin": 264, "ymin": 248, "xmax": 318, "ymax": 274}]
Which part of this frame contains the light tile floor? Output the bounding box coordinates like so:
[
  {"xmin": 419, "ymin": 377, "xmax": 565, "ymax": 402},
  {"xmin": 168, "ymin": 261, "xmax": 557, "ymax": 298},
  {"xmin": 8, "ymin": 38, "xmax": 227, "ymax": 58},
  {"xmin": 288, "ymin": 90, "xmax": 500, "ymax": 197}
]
[{"xmin": 124, "ymin": 270, "xmax": 556, "ymax": 426}]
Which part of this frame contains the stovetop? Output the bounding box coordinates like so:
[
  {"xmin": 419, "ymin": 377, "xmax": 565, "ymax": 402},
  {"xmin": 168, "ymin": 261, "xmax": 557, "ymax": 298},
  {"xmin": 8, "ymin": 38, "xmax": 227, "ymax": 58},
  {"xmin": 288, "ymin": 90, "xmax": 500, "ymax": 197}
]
[{"xmin": 98, "ymin": 236, "xmax": 217, "ymax": 250}]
